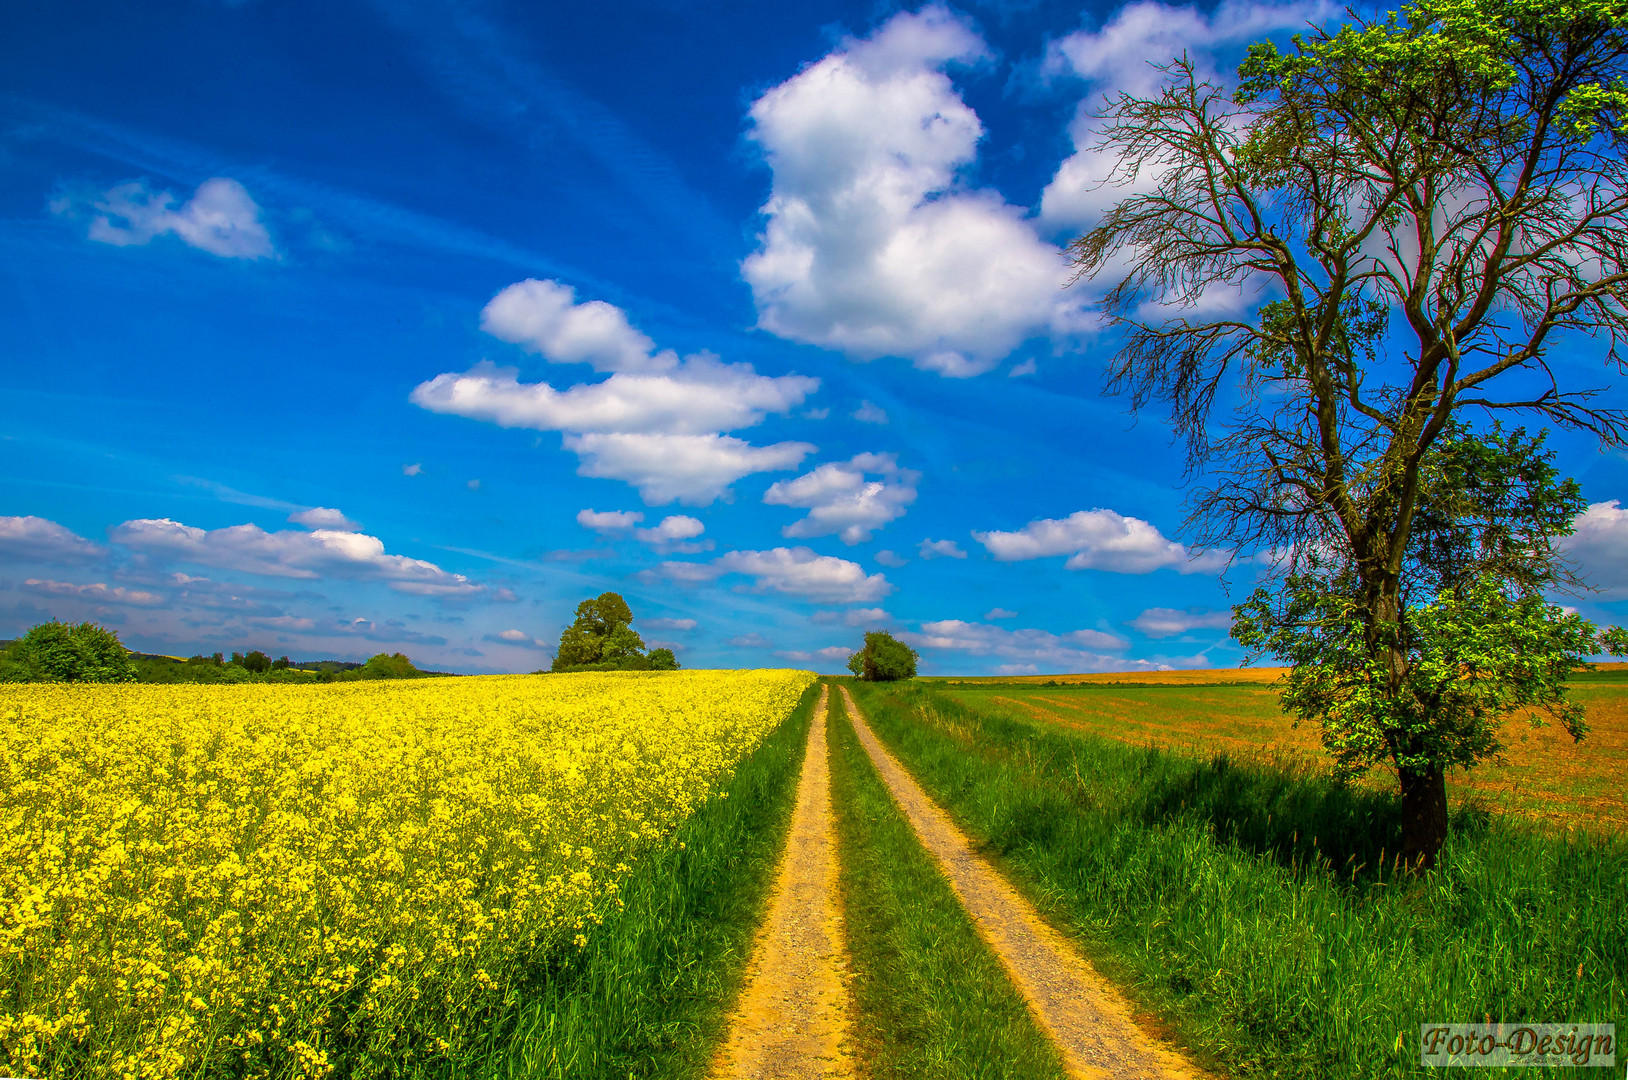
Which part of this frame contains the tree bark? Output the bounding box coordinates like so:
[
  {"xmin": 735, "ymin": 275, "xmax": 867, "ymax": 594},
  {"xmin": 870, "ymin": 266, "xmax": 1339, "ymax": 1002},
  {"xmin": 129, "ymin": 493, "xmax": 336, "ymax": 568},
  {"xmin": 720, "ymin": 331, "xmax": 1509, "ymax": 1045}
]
[{"xmin": 1398, "ymin": 764, "xmax": 1449, "ymax": 870}]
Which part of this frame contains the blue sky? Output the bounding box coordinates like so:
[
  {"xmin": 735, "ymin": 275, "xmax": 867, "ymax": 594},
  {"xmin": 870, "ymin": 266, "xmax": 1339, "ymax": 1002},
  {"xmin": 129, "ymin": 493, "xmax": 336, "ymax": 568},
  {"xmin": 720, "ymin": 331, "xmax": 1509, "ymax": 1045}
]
[{"xmin": 3, "ymin": 0, "xmax": 1626, "ymax": 675}]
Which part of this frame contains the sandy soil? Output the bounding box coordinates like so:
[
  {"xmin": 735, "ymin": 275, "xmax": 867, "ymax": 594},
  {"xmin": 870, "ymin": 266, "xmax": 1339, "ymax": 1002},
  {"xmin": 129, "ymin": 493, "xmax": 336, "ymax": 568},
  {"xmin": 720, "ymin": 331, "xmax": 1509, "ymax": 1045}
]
[
  {"xmin": 839, "ymin": 685, "xmax": 1208, "ymax": 1080},
  {"xmin": 712, "ymin": 685, "xmax": 854, "ymax": 1080}
]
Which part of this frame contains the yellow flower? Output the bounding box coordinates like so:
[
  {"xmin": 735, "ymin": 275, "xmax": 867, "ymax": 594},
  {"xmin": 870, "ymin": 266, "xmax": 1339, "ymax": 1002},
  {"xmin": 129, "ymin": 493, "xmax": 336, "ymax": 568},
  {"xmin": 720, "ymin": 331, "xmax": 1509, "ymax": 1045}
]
[{"xmin": 0, "ymin": 669, "xmax": 812, "ymax": 1079}]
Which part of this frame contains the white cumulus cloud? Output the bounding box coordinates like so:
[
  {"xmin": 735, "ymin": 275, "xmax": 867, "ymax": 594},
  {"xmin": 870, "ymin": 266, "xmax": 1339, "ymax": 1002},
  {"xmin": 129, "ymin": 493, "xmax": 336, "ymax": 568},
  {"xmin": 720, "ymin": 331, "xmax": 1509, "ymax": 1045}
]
[
  {"xmin": 637, "ymin": 515, "xmax": 705, "ymax": 543},
  {"xmin": 0, "ymin": 516, "xmax": 105, "ymax": 563},
  {"xmin": 743, "ymin": 6, "xmax": 1083, "ymax": 377},
  {"xmin": 564, "ymin": 433, "xmax": 813, "ymax": 505},
  {"xmin": 1128, "ymin": 607, "xmax": 1234, "ymax": 638},
  {"xmin": 813, "ymin": 606, "xmax": 891, "ymax": 627},
  {"xmin": 411, "ymin": 355, "xmax": 816, "ymax": 437},
  {"xmin": 1039, "ymin": 0, "xmax": 1334, "ymax": 232},
  {"xmin": 764, "ymin": 452, "xmax": 918, "ymax": 544},
  {"xmin": 714, "ymin": 547, "xmax": 892, "ymax": 603},
  {"xmin": 110, "ymin": 518, "xmax": 480, "ymax": 596},
  {"xmin": 1565, "ymin": 500, "xmax": 1628, "ymax": 591},
  {"xmin": 481, "ymin": 278, "xmax": 676, "ymax": 373},
  {"xmin": 289, "ymin": 507, "xmax": 361, "ymax": 531},
  {"xmin": 414, "ymin": 286, "xmax": 820, "ymax": 505},
  {"xmin": 918, "ymin": 538, "xmax": 967, "ymax": 559},
  {"xmin": 577, "ymin": 508, "xmax": 644, "ymax": 532},
  {"xmin": 66, "ymin": 177, "xmax": 275, "ymax": 259},
  {"xmin": 651, "ymin": 547, "xmax": 892, "ymax": 604},
  {"xmin": 973, "ymin": 508, "xmax": 1226, "ymax": 574},
  {"xmin": 644, "ymin": 617, "xmax": 698, "ymax": 632},
  {"xmin": 853, "ymin": 400, "xmax": 889, "ymax": 424},
  {"xmin": 575, "ymin": 508, "xmax": 709, "ymax": 549},
  {"xmin": 490, "ymin": 628, "xmax": 549, "ymax": 649}
]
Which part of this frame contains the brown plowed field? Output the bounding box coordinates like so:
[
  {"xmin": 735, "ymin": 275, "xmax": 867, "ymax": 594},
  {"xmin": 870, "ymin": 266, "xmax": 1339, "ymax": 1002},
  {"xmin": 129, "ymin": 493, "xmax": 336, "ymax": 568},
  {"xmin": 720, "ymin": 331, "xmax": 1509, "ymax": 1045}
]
[{"xmin": 940, "ymin": 668, "xmax": 1628, "ymax": 832}]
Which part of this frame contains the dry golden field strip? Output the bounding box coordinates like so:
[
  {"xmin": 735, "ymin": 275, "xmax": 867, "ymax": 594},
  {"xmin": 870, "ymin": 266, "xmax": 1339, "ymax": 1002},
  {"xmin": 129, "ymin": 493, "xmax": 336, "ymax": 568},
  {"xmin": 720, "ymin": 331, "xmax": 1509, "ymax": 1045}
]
[
  {"xmin": 938, "ymin": 665, "xmax": 1628, "ymax": 833},
  {"xmin": 0, "ymin": 669, "xmax": 815, "ymax": 1080}
]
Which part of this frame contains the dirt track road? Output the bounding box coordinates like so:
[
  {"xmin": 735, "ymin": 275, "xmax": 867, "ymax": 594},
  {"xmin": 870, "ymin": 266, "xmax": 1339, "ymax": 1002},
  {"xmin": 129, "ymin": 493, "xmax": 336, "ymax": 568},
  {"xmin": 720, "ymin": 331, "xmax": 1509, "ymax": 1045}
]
[
  {"xmin": 838, "ymin": 685, "xmax": 1206, "ymax": 1080},
  {"xmin": 713, "ymin": 685, "xmax": 853, "ymax": 1080}
]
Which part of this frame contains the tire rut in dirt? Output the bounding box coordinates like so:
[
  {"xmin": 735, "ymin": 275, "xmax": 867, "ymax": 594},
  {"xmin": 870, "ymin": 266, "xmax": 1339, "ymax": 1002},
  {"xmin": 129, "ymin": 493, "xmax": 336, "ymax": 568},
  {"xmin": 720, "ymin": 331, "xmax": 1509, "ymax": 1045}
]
[
  {"xmin": 839, "ymin": 685, "xmax": 1207, "ymax": 1080},
  {"xmin": 713, "ymin": 684, "xmax": 854, "ymax": 1080}
]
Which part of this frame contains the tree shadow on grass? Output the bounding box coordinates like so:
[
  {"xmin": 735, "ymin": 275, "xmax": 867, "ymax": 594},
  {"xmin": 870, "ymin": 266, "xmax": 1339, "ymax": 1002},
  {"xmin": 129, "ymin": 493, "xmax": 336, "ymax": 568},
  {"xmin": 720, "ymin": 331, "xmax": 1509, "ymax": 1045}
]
[{"xmin": 1117, "ymin": 747, "xmax": 1497, "ymax": 884}]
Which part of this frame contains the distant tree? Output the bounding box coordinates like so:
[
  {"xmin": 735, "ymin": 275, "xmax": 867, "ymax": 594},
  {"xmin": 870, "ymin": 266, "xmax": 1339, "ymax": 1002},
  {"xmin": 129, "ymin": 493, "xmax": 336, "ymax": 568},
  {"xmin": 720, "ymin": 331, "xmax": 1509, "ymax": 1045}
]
[
  {"xmin": 847, "ymin": 631, "xmax": 918, "ymax": 682},
  {"xmin": 361, "ymin": 652, "xmax": 420, "ymax": 679},
  {"xmin": 272, "ymin": 655, "xmax": 291, "ymax": 671},
  {"xmin": 230, "ymin": 652, "xmax": 245, "ymax": 667},
  {"xmin": 242, "ymin": 650, "xmax": 272, "ymax": 674},
  {"xmin": 648, "ymin": 647, "xmax": 679, "ymax": 671},
  {"xmin": 3, "ymin": 621, "xmax": 136, "ymax": 683},
  {"xmin": 553, "ymin": 592, "xmax": 649, "ymax": 672}
]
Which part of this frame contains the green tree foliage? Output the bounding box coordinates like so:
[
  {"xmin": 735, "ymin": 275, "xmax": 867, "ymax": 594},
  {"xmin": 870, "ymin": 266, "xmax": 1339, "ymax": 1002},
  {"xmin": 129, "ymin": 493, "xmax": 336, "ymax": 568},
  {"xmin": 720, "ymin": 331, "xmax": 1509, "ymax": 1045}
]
[
  {"xmin": 1, "ymin": 621, "xmax": 136, "ymax": 683},
  {"xmin": 241, "ymin": 650, "xmax": 272, "ymax": 674},
  {"xmin": 360, "ymin": 652, "xmax": 421, "ymax": 679},
  {"xmin": 847, "ymin": 631, "xmax": 919, "ymax": 682},
  {"xmin": 1235, "ymin": 428, "xmax": 1625, "ymax": 801},
  {"xmin": 1071, "ymin": 0, "xmax": 1628, "ymax": 867},
  {"xmin": 550, "ymin": 592, "xmax": 678, "ymax": 672}
]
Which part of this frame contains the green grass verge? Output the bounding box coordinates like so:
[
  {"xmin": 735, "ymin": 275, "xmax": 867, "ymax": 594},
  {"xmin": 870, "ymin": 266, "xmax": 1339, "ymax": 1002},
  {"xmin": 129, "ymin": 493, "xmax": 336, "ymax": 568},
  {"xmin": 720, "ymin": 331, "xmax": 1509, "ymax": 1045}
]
[
  {"xmin": 846, "ymin": 680, "xmax": 1628, "ymax": 1080},
  {"xmin": 442, "ymin": 682, "xmax": 820, "ymax": 1080},
  {"xmin": 828, "ymin": 690, "xmax": 1069, "ymax": 1080}
]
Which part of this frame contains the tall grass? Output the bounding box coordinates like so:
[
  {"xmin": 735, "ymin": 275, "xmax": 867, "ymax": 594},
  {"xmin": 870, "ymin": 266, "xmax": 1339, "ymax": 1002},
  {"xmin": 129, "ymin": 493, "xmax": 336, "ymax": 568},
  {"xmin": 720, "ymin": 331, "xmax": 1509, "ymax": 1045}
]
[
  {"xmin": 443, "ymin": 682, "xmax": 820, "ymax": 1080},
  {"xmin": 848, "ymin": 680, "xmax": 1627, "ymax": 1079},
  {"xmin": 827, "ymin": 691, "xmax": 1068, "ymax": 1080}
]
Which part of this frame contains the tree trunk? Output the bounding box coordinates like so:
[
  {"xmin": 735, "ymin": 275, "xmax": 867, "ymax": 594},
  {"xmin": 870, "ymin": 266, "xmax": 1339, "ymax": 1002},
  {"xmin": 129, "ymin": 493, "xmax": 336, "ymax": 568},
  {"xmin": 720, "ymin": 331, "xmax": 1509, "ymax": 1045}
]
[{"xmin": 1398, "ymin": 765, "xmax": 1449, "ymax": 870}]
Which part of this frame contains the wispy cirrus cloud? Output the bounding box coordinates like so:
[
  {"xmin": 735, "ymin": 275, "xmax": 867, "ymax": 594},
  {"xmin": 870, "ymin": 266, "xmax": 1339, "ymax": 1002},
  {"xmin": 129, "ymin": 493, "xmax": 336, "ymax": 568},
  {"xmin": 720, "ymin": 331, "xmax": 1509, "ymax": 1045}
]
[{"xmin": 812, "ymin": 607, "xmax": 891, "ymax": 627}]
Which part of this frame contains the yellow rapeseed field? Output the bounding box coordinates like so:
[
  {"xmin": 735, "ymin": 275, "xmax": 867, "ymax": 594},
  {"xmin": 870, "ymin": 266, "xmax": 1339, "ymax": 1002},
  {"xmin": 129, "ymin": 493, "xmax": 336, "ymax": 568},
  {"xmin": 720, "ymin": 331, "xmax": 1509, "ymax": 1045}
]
[{"xmin": 0, "ymin": 669, "xmax": 815, "ymax": 1079}]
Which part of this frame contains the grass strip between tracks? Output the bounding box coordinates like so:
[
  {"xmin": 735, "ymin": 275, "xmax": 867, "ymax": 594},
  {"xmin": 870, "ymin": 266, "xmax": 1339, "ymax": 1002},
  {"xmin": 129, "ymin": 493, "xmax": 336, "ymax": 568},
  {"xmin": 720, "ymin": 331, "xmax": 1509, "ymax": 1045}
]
[
  {"xmin": 846, "ymin": 679, "xmax": 1628, "ymax": 1080},
  {"xmin": 829, "ymin": 686, "xmax": 1070, "ymax": 1080},
  {"xmin": 446, "ymin": 681, "xmax": 821, "ymax": 1080}
]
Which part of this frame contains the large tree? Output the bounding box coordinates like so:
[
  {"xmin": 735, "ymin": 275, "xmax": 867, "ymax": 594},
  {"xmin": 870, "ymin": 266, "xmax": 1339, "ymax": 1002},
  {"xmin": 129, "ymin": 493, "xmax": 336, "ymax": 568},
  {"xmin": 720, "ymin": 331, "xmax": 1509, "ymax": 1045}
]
[
  {"xmin": 552, "ymin": 592, "xmax": 669, "ymax": 671},
  {"xmin": 1070, "ymin": 0, "xmax": 1628, "ymax": 865}
]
